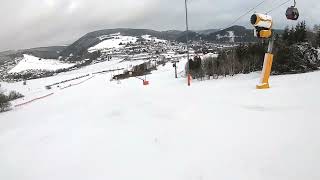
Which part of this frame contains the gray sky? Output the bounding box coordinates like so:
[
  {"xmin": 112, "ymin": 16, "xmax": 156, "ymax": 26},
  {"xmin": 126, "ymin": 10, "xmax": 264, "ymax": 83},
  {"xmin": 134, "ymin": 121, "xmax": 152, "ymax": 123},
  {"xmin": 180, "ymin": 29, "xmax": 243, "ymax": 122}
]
[{"xmin": 0, "ymin": 0, "xmax": 319, "ymax": 51}]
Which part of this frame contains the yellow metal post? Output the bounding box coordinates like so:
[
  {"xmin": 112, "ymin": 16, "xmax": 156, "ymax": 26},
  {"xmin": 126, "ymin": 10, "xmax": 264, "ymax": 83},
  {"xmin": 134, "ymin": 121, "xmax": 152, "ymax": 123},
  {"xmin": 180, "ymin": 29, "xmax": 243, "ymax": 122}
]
[{"xmin": 257, "ymin": 37, "xmax": 274, "ymax": 89}]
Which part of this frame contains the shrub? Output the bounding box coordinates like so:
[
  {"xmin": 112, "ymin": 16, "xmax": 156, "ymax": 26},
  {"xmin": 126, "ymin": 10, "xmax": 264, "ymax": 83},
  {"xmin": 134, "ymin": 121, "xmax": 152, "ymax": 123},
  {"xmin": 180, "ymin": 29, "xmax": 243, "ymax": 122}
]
[
  {"xmin": 0, "ymin": 93, "xmax": 10, "ymax": 112},
  {"xmin": 7, "ymin": 91, "xmax": 24, "ymax": 101},
  {"xmin": 46, "ymin": 85, "xmax": 52, "ymax": 90}
]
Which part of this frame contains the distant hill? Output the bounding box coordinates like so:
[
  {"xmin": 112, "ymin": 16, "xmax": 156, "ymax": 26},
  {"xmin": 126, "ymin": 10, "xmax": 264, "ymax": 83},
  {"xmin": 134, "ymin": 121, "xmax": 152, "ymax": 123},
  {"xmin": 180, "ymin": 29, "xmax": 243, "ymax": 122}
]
[
  {"xmin": 0, "ymin": 46, "xmax": 66, "ymax": 58},
  {"xmin": 175, "ymin": 31, "xmax": 202, "ymax": 42},
  {"xmin": 1, "ymin": 26, "xmax": 285, "ymax": 62},
  {"xmin": 0, "ymin": 46, "xmax": 66, "ymax": 65},
  {"xmin": 176, "ymin": 26, "xmax": 256, "ymax": 43},
  {"xmin": 59, "ymin": 28, "xmax": 182, "ymax": 58},
  {"xmin": 196, "ymin": 29, "xmax": 219, "ymax": 35},
  {"xmin": 205, "ymin": 25, "xmax": 256, "ymax": 43},
  {"xmin": 60, "ymin": 27, "xmax": 257, "ymax": 59},
  {"xmin": 23, "ymin": 46, "xmax": 67, "ymax": 59},
  {"xmin": 176, "ymin": 25, "xmax": 284, "ymax": 43}
]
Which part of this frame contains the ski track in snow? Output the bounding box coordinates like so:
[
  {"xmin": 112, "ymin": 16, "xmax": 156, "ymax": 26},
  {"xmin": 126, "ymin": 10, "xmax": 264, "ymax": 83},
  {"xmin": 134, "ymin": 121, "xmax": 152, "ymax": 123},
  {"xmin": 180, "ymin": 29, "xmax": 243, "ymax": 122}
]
[{"xmin": 0, "ymin": 57, "xmax": 320, "ymax": 180}]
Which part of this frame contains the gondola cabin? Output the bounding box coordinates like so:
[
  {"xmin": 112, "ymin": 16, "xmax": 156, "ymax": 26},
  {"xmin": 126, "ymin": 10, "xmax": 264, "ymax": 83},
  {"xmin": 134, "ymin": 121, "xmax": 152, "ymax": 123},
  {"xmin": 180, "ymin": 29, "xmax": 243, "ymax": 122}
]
[{"xmin": 286, "ymin": 6, "xmax": 299, "ymax": 20}]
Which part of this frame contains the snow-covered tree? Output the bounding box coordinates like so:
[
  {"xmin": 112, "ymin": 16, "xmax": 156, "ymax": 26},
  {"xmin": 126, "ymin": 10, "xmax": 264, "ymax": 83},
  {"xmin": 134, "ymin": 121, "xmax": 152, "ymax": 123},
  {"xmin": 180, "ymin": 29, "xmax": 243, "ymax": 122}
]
[{"xmin": 316, "ymin": 29, "xmax": 320, "ymax": 48}]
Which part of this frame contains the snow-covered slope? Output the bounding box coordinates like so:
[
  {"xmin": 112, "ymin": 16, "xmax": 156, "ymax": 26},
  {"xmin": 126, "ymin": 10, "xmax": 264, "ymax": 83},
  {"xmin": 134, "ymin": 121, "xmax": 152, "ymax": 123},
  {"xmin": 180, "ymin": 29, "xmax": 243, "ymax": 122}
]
[
  {"xmin": 88, "ymin": 34, "xmax": 167, "ymax": 53},
  {"xmin": 142, "ymin": 35, "xmax": 167, "ymax": 43},
  {"xmin": 216, "ymin": 31, "xmax": 236, "ymax": 43},
  {"xmin": 1, "ymin": 58, "xmax": 320, "ymax": 180},
  {"xmin": 9, "ymin": 54, "xmax": 75, "ymax": 73},
  {"xmin": 88, "ymin": 34, "xmax": 137, "ymax": 52}
]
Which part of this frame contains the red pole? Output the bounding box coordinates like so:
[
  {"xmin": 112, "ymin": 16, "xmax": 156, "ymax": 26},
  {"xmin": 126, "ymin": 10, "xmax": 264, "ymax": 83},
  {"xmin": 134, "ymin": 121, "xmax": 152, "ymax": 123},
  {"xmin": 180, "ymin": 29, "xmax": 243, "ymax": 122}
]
[{"xmin": 188, "ymin": 74, "xmax": 191, "ymax": 86}]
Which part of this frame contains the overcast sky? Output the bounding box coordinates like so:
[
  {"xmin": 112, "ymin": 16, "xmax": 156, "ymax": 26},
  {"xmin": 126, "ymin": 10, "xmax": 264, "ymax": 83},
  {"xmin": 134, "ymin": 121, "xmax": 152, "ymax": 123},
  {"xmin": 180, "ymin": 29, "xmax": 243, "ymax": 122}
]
[{"xmin": 0, "ymin": 0, "xmax": 319, "ymax": 51}]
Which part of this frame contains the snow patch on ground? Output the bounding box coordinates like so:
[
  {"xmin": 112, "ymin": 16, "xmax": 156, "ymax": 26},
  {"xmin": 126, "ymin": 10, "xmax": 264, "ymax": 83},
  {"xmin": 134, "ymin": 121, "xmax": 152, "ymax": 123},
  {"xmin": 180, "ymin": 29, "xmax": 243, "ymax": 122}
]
[
  {"xmin": 141, "ymin": 35, "xmax": 167, "ymax": 43},
  {"xmin": 98, "ymin": 33, "xmax": 121, "ymax": 41},
  {"xmin": 8, "ymin": 54, "xmax": 75, "ymax": 74},
  {"xmin": 202, "ymin": 53, "xmax": 219, "ymax": 59},
  {"xmin": 216, "ymin": 31, "xmax": 235, "ymax": 43},
  {"xmin": 228, "ymin": 31, "xmax": 235, "ymax": 43}
]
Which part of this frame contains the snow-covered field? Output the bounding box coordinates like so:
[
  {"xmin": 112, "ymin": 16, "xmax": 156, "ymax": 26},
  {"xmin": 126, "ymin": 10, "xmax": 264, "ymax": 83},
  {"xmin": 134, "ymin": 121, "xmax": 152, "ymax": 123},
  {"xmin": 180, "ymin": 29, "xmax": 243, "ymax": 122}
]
[
  {"xmin": 2, "ymin": 57, "xmax": 146, "ymax": 103},
  {"xmin": 88, "ymin": 34, "xmax": 137, "ymax": 52},
  {"xmin": 1, "ymin": 58, "xmax": 320, "ymax": 180},
  {"xmin": 142, "ymin": 35, "xmax": 167, "ymax": 43},
  {"xmin": 88, "ymin": 34, "xmax": 167, "ymax": 53},
  {"xmin": 8, "ymin": 54, "xmax": 75, "ymax": 73}
]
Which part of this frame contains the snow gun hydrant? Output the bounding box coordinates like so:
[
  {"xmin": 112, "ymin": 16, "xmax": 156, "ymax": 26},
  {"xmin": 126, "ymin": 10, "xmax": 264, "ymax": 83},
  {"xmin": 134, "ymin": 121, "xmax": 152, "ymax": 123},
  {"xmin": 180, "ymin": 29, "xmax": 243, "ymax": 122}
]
[
  {"xmin": 251, "ymin": 13, "xmax": 274, "ymax": 89},
  {"xmin": 129, "ymin": 71, "xmax": 149, "ymax": 86}
]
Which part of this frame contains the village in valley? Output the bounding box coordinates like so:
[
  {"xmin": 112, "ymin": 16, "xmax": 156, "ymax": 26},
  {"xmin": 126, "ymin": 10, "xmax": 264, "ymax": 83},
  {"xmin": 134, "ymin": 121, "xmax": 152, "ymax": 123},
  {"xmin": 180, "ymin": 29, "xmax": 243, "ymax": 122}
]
[{"xmin": 0, "ymin": 32, "xmax": 237, "ymax": 82}]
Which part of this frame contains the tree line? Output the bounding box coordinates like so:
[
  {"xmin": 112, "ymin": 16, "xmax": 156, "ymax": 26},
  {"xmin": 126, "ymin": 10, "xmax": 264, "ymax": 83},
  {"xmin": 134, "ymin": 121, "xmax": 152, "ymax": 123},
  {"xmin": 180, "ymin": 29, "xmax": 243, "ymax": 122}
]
[{"xmin": 188, "ymin": 21, "xmax": 320, "ymax": 79}]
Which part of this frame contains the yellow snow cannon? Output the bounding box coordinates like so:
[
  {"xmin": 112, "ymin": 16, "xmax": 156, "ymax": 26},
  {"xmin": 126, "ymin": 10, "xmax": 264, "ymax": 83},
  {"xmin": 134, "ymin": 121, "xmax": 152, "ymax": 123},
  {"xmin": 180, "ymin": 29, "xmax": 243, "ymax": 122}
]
[{"xmin": 251, "ymin": 13, "xmax": 273, "ymax": 39}]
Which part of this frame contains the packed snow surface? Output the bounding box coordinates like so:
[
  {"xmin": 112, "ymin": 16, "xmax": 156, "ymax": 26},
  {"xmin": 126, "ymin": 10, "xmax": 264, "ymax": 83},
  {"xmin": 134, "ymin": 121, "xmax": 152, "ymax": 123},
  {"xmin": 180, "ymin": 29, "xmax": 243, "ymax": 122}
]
[
  {"xmin": 89, "ymin": 34, "xmax": 137, "ymax": 52},
  {"xmin": 1, "ymin": 58, "xmax": 320, "ymax": 180},
  {"xmin": 8, "ymin": 54, "xmax": 75, "ymax": 74}
]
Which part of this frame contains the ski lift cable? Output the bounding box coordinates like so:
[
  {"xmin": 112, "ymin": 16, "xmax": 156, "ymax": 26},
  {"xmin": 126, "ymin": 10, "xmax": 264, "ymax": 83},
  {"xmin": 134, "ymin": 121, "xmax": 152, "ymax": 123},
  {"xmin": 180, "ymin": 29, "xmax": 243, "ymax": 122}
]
[
  {"xmin": 223, "ymin": 0, "xmax": 269, "ymax": 30},
  {"xmin": 265, "ymin": 0, "xmax": 291, "ymax": 14},
  {"xmin": 263, "ymin": 0, "xmax": 282, "ymax": 12},
  {"xmin": 270, "ymin": 0, "xmax": 283, "ymax": 4}
]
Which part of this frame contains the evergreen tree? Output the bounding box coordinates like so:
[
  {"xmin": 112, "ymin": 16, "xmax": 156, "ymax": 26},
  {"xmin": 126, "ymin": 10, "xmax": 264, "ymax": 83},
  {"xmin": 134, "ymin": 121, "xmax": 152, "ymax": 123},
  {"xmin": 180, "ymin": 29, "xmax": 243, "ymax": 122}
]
[
  {"xmin": 295, "ymin": 21, "xmax": 307, "ymax": 43},
  {"xmin": 288, "ymin": 27, "xmax": 295, "ymax": 45},
  {"xmin": 284, "ymin": 21, "xmax": 307, "ymax": 45},
  {"xmin": 316, "ymin": 29, "xmax": 320, "ymax": 48},
  {"xmin": 314, "ymin": 24, "xmax": 320, "ymax": 32},
  {"xmin": 283, "ymin": 26, "xmax": 290, "ymax": 41}
]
